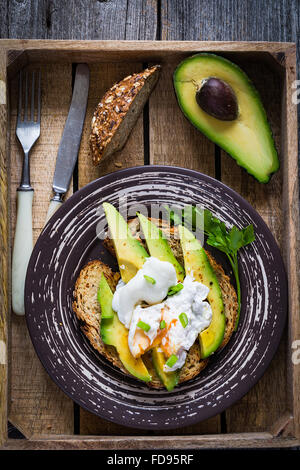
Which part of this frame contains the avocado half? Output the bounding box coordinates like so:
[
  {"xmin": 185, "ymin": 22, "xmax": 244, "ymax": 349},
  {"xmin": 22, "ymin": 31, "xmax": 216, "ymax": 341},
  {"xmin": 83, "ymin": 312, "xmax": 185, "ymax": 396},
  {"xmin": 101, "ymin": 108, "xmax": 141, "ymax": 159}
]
[{"xmin": 173, "ymin": 53, "xmax": 279, "ymax": 183}]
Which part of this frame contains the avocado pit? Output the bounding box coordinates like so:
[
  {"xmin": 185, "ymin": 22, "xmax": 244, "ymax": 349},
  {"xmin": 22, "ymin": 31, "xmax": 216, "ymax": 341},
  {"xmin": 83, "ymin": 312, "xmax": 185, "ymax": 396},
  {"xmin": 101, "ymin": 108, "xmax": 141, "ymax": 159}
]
[{"xmin": 196, "ymin": 77, "xmax": 238, "ymax": 121}]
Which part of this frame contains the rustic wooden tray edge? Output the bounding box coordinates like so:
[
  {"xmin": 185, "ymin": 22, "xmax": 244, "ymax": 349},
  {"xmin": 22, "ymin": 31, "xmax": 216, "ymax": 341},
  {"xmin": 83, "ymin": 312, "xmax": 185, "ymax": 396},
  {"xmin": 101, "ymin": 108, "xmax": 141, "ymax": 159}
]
[{"xmin": 0, "ymin": 39, "xmax": 299, "ymax": 450}]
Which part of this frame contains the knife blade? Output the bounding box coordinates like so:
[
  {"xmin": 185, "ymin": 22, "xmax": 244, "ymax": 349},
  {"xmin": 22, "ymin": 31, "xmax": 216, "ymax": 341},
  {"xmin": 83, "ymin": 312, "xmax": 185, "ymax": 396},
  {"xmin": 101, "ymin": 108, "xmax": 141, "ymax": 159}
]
[{"xmin": 45, "ymin": 63, "xmax": 90, "ymax": 222}]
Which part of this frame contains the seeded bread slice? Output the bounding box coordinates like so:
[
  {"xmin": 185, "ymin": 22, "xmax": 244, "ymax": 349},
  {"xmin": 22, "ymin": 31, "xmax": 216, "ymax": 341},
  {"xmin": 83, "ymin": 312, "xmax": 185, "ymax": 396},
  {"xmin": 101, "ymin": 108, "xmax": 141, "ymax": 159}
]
[
  {"xmin": 90, "ymin": 65, "xmax": 161, "ymax": 166},
  {"xmin": 73, "ymin": 218, "xmax": 238, "ymax": 389}
]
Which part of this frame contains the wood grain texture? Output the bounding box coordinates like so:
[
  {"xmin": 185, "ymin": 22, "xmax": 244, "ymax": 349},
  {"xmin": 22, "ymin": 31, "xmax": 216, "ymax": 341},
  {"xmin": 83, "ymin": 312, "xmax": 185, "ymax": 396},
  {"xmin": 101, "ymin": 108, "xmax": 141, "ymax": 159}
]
[
  {"xmin": 160, "ymin": 0, "xmax": 299, "ymax": 52},
  {"xmin": 149, "ymin": 60, "xmax": 216, "ymax": 174},
  {"xmin": 77, "ymin": 61, "xmax": 145, "ymax": 435},
  {"xmin": 157, "ymin": 1, "xmax": 298, "ymax": 440},
  {"xmin": 219, "ymin": 57, "xmax": 287, "ymax": 433},
  {"xmin": 2, "ymin": 0, "xmax": 157, "ymax": 41},
  {"xmin": 8, "ymin": 63, "xmax": 74, "ymax": 438},
  {"xmin": 1, "ymin": 433, "xmax": 300, "ymax": 450},
  {"xmin": 78, "ymin": 62, "xmax": 145, "ymax": 189},
  {"xmin": 0, "ymin": 0, "xmax": 299, "ymax": 448},
  {"xmin": 0, "ymin": 50, "xmax": 8, "ymax": 448},
  {"xmin": 281, "ymin": 46, "xmax": 300, "ymax": 439},
  {"xmin": 148, "ymin": 60, "xmax": 219, "ymax": 435},
  {"xmin": 0, "ymin": 39, "xmax": 297, "ymax": 447}
]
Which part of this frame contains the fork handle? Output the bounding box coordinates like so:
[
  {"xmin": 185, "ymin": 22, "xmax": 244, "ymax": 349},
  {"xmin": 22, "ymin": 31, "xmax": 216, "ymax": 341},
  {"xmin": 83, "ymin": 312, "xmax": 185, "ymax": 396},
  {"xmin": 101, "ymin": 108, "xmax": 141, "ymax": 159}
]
[{"xmin": 12, "ymin": 189, "xmax": 34, "ymax": 315}]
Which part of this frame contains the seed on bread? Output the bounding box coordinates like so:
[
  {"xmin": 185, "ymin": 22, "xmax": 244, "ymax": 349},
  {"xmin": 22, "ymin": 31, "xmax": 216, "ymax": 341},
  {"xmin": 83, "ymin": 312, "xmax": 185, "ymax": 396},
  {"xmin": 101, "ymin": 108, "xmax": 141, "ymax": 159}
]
[{"xmin": 90, "ymin": 65, "xmax": 161, "ymax": 166}]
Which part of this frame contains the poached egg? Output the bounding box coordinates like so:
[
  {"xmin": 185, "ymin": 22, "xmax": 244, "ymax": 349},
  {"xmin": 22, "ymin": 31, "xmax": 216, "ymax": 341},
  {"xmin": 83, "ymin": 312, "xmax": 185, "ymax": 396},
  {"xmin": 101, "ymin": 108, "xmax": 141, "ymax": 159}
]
[{"xmin": 111, "ymin": 257, "xmax": 212, "ymax": 371}]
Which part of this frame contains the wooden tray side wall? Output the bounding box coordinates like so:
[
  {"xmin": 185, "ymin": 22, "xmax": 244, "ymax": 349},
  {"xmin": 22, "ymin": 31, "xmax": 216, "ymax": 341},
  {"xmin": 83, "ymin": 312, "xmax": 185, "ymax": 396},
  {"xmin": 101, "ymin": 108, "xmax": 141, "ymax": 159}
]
[
  {"xmin": 0, "ymin": 49, "xmax": 9, "ymax": 449},
  {"xmin": 0, "ymin": 40, "xmax": 299, "ymax": 449}
]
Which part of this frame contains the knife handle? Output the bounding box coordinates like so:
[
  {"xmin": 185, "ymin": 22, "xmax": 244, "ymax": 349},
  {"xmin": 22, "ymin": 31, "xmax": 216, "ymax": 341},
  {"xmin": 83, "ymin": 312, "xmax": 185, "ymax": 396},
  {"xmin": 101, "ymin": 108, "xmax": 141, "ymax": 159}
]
[
  {"xmin": 45, "ymin": 198, "xmax": 63, "ymax": 224},
  {"xmin": 12, "ymin": 189, "xmax": 34, "ymax": 315}
]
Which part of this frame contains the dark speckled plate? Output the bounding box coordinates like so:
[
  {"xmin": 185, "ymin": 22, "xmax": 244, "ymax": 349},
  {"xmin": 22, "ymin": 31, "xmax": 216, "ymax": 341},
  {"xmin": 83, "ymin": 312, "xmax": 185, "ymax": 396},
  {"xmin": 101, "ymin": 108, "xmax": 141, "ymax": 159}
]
[{"xmin": 25, "ymin": 166, "xmax": 287, "ymax": 430}]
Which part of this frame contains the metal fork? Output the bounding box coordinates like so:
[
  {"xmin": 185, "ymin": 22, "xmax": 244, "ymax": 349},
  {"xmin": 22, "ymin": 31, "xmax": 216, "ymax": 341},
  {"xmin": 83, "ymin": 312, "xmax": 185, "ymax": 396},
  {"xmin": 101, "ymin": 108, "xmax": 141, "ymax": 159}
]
[{"xmin": 12, "ymin": 69, "xmax": 41, "ymax": 315}]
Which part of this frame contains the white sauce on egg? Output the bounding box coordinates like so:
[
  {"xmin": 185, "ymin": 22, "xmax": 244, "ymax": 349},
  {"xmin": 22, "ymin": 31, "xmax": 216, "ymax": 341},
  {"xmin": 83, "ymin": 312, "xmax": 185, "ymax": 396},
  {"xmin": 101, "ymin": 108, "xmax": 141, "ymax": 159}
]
[
  {"xmin": 112, "ymin": 257, "xmax": 213, "ymax": 371},
  {"xmin": 112, "ymin": 257, "xmax": 177, "ymax": 328}
]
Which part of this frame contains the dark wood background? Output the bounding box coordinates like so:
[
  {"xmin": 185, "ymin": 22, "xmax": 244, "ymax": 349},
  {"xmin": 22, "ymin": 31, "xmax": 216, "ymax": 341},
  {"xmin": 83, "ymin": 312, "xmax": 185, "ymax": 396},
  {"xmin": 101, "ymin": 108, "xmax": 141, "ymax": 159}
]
[
  {"xmin": 0, "ymin": 1, "xmax": 299, "ymax": 51},
  {"xmin": 1, "ymin": 0, "xmax": 299, "ymax": 445}
]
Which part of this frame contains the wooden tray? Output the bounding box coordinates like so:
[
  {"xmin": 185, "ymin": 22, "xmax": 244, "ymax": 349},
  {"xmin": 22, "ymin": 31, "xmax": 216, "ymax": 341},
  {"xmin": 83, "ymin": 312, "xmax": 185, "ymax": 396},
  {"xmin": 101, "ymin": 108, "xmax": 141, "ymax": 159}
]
[{"xmin": 0, "ymin": 40, "xmax": 299, "ymax": 450}]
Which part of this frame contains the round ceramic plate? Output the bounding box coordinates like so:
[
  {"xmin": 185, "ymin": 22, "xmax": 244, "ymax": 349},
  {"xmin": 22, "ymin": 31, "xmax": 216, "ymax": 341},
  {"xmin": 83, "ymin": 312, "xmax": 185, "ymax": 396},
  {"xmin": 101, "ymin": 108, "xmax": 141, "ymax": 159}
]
[{"xmin": 25, "ymin": 166, "xmax": 287, "ymax": 430}]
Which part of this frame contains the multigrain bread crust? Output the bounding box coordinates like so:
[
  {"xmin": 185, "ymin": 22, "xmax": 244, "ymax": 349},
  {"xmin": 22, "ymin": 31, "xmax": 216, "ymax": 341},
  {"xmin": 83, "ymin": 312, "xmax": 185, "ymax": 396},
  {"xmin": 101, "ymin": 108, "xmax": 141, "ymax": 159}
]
[
  {"xmin": 73, "ymin": 217, "xmax": 238, "ymax": 389},
  {"xmin": 90, "ymin": 65, "xmax": 161, "ymax": 166}
]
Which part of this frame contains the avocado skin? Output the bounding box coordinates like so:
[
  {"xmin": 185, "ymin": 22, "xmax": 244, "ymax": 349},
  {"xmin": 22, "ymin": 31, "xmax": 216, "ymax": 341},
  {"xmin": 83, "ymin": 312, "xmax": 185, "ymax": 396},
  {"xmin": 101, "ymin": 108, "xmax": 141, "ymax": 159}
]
[
  {"xmin": 99, "ymin": 273, "xmax": 151, "ymax": 383},
  {"xmin": 178, "ymin": 225, "xmax": 225, "ymax": 359},
  {"xmin": 152, "ymin": 347, "xmax": 180, "ymax": 392},
  {"xmin": 103, "ymin": 202, "xmax": 149, "ymax": 284},
  {"xmin": 173, "ymin": 53, "xmax": 279, "ymax": 183},
  {"xmin": 137, "ymin": 213, "xmax": 185, "ymax": 282}
]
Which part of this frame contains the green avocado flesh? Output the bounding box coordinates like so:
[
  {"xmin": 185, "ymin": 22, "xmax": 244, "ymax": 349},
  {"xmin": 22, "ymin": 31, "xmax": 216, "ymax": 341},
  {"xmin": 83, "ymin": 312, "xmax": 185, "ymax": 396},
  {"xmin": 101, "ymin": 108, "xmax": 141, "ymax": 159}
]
[
  {"xmin": 173, "ymin": 53, "xmax": 279, "ymax": 183},
  {"xmin": 99, "ymin": 273, "xmax": 151, "ymax": 382},
  {"xmin": 178, "ymin": 225, "xmax": 225, "ymax": 359},
  {"xmin": 137, "ymin": 213, "xmax": 185, "ymax": 282},
  {"xmin": 151, "ymin": 347, "xmax": 180, "ymax": 392},
  {"xmin": 103, "ymin": 202, "xmax": 149, "ymax": 283},
  {"xmin": 137, "ymin": 213, "xmax": 184, "ymax": 389},
  {"xmin": 98, "ymin": 273, "xmax": 114, "ymax": 319}
]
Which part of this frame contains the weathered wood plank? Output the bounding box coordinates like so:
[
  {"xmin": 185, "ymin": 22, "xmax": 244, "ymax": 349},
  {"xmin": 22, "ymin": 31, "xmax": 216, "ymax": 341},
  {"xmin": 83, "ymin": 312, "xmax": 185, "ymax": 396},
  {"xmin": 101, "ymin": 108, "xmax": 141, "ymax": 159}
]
[
  {"xmin": 160, "ymin": 0, "xmax": 299, "ymax": 46},
  {"xmin": 0, "ymin": 50, "xmax": 9, "ymax": 448},
  {"xmin": 8, "ymin": 63, "xmax": 74, "ymax": 437},
  {"xmin": 281, "ymin": 46, "xmax": 300, "ymax": 440},
  {"xmin": 2, "ymin": 433, "xmax": 300, "ymax": 450},
  {"xmin": 3, "ymin": 0, "xmax": 157, "ymax": 41}
]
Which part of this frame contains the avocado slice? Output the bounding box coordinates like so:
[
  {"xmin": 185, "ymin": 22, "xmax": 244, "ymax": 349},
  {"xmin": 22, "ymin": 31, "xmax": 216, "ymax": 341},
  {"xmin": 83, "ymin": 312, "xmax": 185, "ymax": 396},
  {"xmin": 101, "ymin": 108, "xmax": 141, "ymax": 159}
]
[
  {"xmin": 103, "ymin": 202, "xmax": 149, "ymax": 283},
  {"xmin": 178, "ymin": 225, "xmax": 225, "ymax": 358},
  {"xmin": 137, "ymin": 213, "xmax": 185, "ymax": 282},
  {"xmin": 99, "ymin": 274, "xmax": 151, "ymax": 382},
  {"xmin": 173, "ymin": 53, "xmax": 279, "ymax": 183},
  {"xmin": 137, "ymin": 213, "xmax": 184, "ymax": 389},
  {"xmin": 152, "ymin": 348, "xmax": 180, "ymax": 392}
]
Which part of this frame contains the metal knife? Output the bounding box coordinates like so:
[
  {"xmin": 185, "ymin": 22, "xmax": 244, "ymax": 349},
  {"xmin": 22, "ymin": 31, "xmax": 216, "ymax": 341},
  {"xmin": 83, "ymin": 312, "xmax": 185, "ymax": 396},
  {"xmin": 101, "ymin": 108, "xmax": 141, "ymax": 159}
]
[{"xmin": 45, "ymin": 63, "xmax": 90, "ymax": 223}]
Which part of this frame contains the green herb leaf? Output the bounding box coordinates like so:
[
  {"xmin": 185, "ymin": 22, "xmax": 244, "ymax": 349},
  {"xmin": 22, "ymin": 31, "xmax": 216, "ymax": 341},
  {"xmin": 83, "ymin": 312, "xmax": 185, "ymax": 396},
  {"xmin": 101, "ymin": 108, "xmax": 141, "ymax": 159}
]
[
  {"xmin": 160, "ymin": 320, "xmax": 166, "ymax": 329},
  {"xmin": 179, "ymin": 312, "xmax": 188, "ymax": 328},
  {"xmin": 241, "ymin": 224, "xmax": 255, "ymax": 246},
  {"xmin": 137, "ymin": 320, "xmax": 151, "ymax": 332},
  {"xmin": 167, "ymin": 283, "xmax": 184, "ymax": 296},
  {"xmin": 165, "ymin": 354, "xmax": 178, "ymax": 368},
  {"xmin": 203, "ymin": 209, "xmax": 255, "ymax": 329},
  {"xmin": 144, "ymin": 274, "xmax": 156, "ymax": 285}
]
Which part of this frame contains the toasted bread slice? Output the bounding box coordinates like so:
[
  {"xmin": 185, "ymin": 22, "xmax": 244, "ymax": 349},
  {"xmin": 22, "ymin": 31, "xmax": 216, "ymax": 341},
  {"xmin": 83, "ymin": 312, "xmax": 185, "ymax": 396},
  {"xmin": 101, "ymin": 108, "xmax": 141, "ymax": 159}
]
[
  {"xmin": 73, "ymin": 218, "xmax": 238, "ymax": 389},
  {"xmin": 90, "ymin": 65, "xmax": 160, "ymax": 166}
]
